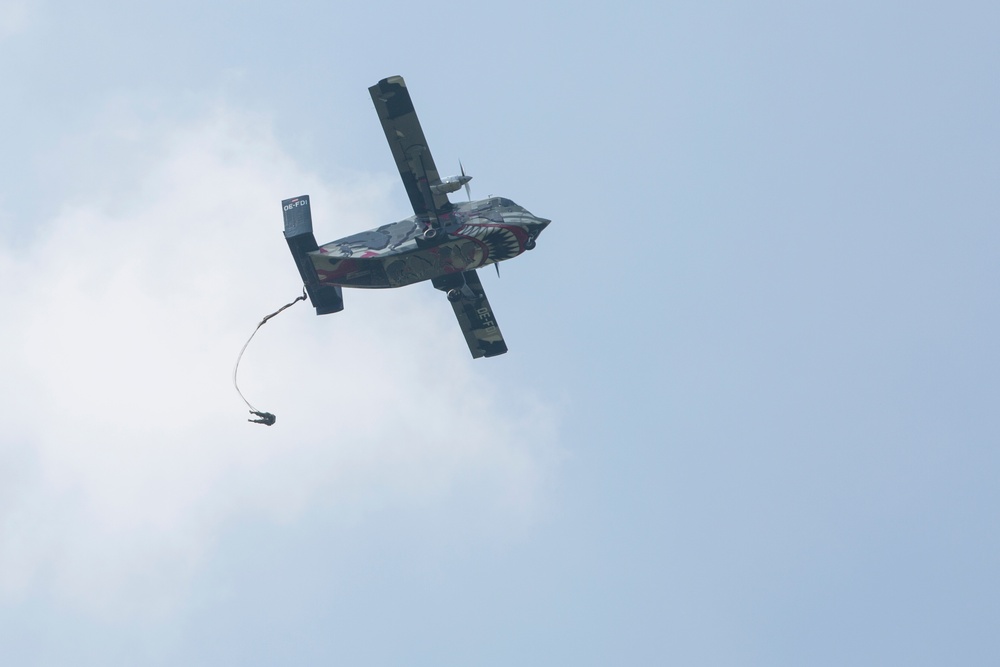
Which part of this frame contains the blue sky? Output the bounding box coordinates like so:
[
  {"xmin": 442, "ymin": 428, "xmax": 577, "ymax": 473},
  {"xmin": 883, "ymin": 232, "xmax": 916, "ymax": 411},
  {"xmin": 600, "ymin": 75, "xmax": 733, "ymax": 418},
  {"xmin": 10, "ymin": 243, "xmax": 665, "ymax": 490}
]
[{"xmin": 2, "ymin": 1, "xmax": 999, "ymax": 664}]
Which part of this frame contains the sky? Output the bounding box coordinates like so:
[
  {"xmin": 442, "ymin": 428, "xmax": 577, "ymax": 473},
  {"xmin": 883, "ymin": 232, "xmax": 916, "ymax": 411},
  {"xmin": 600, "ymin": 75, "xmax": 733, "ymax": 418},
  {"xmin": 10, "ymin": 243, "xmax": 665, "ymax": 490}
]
[{"xmin": 1, "ymin": 0, "xmax": 999, "ymax": 664}]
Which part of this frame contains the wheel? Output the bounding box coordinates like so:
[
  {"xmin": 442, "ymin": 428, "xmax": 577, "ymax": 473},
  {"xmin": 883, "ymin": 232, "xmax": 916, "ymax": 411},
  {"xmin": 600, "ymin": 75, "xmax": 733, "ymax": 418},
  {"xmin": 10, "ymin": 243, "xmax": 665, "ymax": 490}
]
[
  {"xmin": 524, "ymin": 237, "xmax": 536, "ymax": 250},
  {"xmin": 447, "ymin": 288, "xmax": 463, "ymax": 302}
]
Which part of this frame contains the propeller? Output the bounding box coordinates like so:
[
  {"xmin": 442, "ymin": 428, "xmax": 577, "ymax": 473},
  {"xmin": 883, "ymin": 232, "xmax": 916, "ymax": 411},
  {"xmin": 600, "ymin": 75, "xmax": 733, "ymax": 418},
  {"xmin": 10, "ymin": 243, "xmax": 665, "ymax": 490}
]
[{"xmin": 460, "ymin": 160, "xmax": 472, "ymax": 201}]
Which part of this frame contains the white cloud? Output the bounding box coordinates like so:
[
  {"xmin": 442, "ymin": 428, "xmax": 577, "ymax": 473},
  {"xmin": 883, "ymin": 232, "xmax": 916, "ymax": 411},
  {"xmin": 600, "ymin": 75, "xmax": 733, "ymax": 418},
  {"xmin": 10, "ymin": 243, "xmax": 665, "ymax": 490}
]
[{"xmin": 0, "ymin": 103, "xmax": 558, "ymax": 617}]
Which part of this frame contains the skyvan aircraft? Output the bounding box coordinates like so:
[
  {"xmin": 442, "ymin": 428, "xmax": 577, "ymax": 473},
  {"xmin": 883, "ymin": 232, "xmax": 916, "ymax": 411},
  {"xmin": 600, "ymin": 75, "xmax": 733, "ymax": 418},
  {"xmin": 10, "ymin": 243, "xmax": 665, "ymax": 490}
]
[{"xmin": 281, "ymin": 76, "xmax": 551, "ymax": 358}]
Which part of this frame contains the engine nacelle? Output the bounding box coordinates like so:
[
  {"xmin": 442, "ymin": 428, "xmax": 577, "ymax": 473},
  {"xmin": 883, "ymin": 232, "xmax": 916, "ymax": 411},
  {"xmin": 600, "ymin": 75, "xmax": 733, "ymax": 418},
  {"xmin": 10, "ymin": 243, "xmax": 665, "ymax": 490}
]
[{"xmin": 430, "ymin": 173, "xmax": 472, "ymax": 195}]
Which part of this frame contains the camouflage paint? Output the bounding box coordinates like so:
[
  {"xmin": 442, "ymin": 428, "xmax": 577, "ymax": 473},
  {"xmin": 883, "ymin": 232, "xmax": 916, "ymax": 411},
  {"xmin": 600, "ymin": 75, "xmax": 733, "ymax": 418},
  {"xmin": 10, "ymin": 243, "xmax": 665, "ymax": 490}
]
[
  {"xmin": 311, "ymin": 198, "xmax": 550, "ymax": 289},
  {"xmin": 282, "ymin": 76, "xmax": 551, "ymax": 358}
]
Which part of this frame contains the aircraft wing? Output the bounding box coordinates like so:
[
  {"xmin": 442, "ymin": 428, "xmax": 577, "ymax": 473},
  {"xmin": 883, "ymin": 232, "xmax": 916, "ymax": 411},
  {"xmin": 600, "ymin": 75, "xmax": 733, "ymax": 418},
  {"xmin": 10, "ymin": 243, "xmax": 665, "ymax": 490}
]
[
  {"xmin": 434, "ymin": 270, "xmax": 508, "ymax": 358},
  {"xmin": 369, "ymin": 76, "xmax": 451, "ymax": 218}
]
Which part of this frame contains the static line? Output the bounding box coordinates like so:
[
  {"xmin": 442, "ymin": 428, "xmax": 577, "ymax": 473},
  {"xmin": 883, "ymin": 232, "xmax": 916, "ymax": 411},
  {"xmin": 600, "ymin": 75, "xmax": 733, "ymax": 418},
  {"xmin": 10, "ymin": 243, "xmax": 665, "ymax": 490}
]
[{"xmin": 232, "ymin": 288, "xmax": 308, "ymax": 425}]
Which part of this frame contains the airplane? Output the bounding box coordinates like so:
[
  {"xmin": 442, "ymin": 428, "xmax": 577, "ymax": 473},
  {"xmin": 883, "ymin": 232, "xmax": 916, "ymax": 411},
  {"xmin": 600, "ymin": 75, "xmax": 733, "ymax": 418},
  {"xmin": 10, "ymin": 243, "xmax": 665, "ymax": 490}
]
[{"xmin": 281, "ymin": 76, "xmax": 551, "ymax": 358}]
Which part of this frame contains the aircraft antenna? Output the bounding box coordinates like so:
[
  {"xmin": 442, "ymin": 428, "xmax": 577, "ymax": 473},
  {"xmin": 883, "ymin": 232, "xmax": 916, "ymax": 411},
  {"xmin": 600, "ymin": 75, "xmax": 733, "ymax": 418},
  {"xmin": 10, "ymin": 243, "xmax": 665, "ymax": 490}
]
[{"xmin": 232, "ymin": 288, "xmax": 308, "ymax": 425}]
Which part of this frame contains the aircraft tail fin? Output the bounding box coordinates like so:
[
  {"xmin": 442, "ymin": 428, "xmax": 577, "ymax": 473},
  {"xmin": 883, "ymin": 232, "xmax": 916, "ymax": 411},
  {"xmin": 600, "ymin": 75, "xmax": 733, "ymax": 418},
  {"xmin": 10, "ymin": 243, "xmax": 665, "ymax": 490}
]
[{"xmin": 282, "ymin": 195, "xmax": 344, "ymax": 315}]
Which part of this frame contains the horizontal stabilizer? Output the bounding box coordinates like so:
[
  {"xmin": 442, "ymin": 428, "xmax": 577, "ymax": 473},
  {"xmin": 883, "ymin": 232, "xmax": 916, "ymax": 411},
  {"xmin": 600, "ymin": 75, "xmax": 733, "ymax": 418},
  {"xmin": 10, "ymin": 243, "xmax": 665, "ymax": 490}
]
[{"xmin": 282, "ymin": 195, "xmax": 344, "ymax": 315}]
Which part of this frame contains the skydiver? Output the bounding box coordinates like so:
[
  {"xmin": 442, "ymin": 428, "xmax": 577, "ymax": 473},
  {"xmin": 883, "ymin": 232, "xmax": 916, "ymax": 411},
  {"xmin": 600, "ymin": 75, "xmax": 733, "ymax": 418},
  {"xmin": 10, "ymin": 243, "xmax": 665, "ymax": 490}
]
[{"xmin": 248, "ymin": 410, "xmax": 276, "ymax": 426}]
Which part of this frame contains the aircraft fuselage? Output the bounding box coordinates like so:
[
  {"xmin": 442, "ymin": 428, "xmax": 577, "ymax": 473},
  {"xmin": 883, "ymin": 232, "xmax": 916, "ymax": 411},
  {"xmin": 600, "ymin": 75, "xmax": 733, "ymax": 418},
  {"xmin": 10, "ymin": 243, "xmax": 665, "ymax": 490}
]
[{"xmin": 310, "ymin": 197, "xmax": 549, "ymax": 289}]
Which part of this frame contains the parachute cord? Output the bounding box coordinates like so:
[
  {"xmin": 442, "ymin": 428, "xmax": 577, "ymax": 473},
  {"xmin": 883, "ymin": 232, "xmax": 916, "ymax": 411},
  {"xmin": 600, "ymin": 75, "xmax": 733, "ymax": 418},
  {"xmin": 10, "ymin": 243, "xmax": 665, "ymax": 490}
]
[{"xmin": 233, "ymin": 288, "xmax": 308, "ymax": 425}]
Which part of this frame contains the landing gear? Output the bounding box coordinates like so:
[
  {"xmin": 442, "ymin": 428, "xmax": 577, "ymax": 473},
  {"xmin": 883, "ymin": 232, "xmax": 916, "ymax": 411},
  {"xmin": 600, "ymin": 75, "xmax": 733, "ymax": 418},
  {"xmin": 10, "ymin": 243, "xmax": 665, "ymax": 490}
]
[
  {"xmin": 447, "ymin": 288, "xmax": 463, "ymax": 303},
  {"xmin": 524, "ymin": 237, "xmax": 537, "ymax": 250}
]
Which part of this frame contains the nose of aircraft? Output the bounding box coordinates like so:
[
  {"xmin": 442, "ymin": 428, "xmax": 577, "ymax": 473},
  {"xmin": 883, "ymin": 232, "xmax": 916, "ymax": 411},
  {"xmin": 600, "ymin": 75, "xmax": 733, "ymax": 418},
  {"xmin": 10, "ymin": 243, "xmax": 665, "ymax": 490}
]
[
  {"xmin": 531, "ymin": 216, "xmax": 551, "ymax": 236},
  {"xmin": 522, "ymin": 215, "xmax": 549, "ymax": 251}
]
